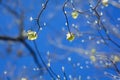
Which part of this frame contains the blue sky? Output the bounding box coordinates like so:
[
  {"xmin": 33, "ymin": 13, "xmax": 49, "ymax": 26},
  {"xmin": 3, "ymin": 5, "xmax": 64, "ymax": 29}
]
[{"xmin": 0, "ymin": 0, "xmax": 120, "ymax": 80}]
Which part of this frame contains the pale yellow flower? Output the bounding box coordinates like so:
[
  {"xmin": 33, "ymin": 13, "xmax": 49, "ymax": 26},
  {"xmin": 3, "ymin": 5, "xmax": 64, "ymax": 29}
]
[
  {"xmin": 90, "ymin": 55, "xmax": 96, "ymax": 62},
  {"xmin": 27, "ymin": 30, "xmax": 37, "ymax": 40},
  {"xmin": 71, "ymin": 11, "xmax": 79, "ymax": 19},
  {"xmin": 102, "ymin": 0, "xmax": 108, "ymax": 6},
  {"xmin": 21, "ymin": 78, "xmax": 27, "ymax": 80},
  {"xmin": 66, "ymin": 32, "xmax": 75, "ymax": 41},
  {"xmin": 91, "ymin": 48, "xmax": 96, "ymax": 54},
  {"xmin": 113, "ymin": 56, "xmax": 120, "ymax": 63}
]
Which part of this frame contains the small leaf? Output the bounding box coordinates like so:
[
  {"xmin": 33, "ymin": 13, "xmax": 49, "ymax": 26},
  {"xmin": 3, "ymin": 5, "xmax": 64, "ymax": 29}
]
[
  {"xmin": 27, "ymin": 30, "xmax": 37, "ymax": 40},
  {"xmin": 66, "ymin": 32, "xmax": 75, "ymax": 41},
  {"xmin": 71, "ymin": 11, "xmax": 79, "ymax": 19}
]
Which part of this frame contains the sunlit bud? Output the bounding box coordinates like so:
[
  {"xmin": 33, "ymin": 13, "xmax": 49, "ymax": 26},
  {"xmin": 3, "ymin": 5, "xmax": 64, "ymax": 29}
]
[
  {"xmin": 22, "ymin": 30, "xmax": 28, "ymax": 37},
  {"xmin": 91, "ymin": 48, "xmax": 96, "ymax": 54},
  {"xmin": 21, "ymin": 77, "xmax": 27, "ymax": 80},
  {"xmin": 62, "ymin": 66, "xmax": 65, "ymax": 71},
  {"xmin": 102, "ymin": 0, "xmax": 108, "ymax": 6},
  {"xmin": 66, "ymin": 32, "xmax": 75, "ymax": 42},
  {"xmin": 57, "ymin": 75, "xmax": 60, "ymax": 78},
  {"xmin": 113, "ymin": 56, "xmax": 120, "ymax": 63},
  {"xmin": 30, "ymin": 17, "xmax": 33, "ymax": 21},
  {"xmin": 67, "ymin": 57, "xmax": 72, "ymax": 61},
  {"xmin": 47, "ymin": 62, "xmax": 51, "ymax": 67},
  {"xmin": 71, "ymin": 11, "xmax": 79, "ymax": 19},
  {"xmin": 90, "ymin": 55, "xmax": 96, "ymax": 62}
]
